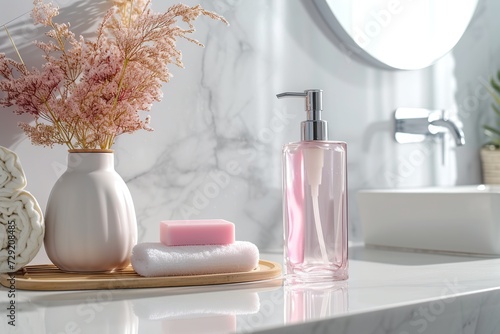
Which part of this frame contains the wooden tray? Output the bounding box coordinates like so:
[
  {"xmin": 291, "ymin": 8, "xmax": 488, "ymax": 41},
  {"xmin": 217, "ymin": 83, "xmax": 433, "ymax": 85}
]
[{"xmin": 0, "ymin": 260, "xmax": 281, "ymax": 291}]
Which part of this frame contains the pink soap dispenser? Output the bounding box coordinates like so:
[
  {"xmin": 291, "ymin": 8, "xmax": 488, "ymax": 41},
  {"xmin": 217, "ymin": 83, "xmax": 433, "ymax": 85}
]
[{"xmin": 277, "ymin": 89, "xmax": 348, "ymax": 284}]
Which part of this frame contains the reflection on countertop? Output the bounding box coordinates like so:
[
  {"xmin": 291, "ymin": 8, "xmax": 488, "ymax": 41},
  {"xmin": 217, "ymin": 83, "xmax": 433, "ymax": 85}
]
[{"xmin": 2, "ymin": 248, "xmax": 500, "ymax": 333}]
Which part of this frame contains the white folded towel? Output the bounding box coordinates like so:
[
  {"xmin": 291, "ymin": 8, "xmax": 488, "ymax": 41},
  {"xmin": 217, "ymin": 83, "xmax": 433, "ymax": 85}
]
[
  {"xmin": 131, "ymin": 241, "xmax": 259, "ymax": 277},
  {"xmin": 0, "ymin": 189, "xmax": 44, "ymax": 273},
  {"xmin": 0, "ymin": 147, "xmax": 27, "ymax": 191}
]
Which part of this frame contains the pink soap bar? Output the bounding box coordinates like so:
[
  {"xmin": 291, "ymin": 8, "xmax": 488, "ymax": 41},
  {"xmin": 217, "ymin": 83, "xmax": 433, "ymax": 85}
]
[{"xmin": 160, "ymin": 219, "xmax": 235, "ymax": 246}]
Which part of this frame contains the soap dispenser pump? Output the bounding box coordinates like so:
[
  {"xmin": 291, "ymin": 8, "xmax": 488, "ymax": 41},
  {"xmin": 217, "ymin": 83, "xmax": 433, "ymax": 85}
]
[{"xmin": 277, "ymin": 89, "xmax": 348, "ymax": 283}]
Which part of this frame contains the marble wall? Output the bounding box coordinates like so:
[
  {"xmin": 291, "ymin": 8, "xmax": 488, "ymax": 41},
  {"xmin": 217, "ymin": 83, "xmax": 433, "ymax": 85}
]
[{"xmin": 1, "ymin": 0, "xmax": 499, "ymax": 261}]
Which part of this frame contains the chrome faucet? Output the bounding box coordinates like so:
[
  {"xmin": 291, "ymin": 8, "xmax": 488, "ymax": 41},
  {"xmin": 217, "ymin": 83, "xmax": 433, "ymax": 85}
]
[{"xmin": 394, "ymin": 108, "xmax": 465, "ymax": 146}]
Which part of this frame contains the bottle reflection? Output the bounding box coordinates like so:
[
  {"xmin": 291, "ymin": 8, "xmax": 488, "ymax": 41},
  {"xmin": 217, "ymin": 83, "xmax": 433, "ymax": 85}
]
[{"xmin": 285, "ymin": 282, "xmax": 348, "ymax": 324}]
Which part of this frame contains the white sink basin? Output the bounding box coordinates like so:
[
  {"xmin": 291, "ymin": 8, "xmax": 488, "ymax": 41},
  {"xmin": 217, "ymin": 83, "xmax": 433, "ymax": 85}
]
[{"xmin": 358, "ymin": 185, "xmax": 500, "ymax": 255}]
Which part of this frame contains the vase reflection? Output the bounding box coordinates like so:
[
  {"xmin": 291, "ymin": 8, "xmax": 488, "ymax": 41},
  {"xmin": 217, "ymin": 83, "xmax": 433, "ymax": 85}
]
[{"xmin": 44, "ymin": 295, "xmax": 138, "ymax": 334}]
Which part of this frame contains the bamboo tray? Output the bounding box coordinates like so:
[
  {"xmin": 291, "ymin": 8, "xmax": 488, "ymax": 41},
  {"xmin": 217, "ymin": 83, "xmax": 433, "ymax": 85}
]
[{"xmin": 0, "ymin": 260, "xmax": 281, "ymax": 291}]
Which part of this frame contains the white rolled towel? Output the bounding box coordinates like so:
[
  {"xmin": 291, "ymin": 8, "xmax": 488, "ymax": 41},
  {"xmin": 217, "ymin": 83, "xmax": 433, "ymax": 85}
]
[
  {"xmin": 0, "ymin": 189, "xmax": 44, "ymax": 273},
  {"xmin": 0, "ymin": 147, "xmax": 27, "ymax": 191},
  {"xmin": 131, "ymin": 241, "xmax": 259, "ymax": 277}
]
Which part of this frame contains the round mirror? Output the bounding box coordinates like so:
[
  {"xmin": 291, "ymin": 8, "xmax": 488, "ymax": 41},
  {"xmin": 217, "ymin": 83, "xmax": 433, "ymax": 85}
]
[{"xmin": 314, "ymin": 0, "xmax": 478, "ymax": 70}]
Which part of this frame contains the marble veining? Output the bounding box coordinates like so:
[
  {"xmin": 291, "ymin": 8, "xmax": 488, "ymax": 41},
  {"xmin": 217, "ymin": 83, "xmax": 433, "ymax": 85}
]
[{"xmin": 0, "ymin": 0, "xmax": 499, "ymax": 256}]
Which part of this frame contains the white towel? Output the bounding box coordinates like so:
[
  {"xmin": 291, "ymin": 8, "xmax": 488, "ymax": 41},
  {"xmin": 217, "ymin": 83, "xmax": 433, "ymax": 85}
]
[
  {"xmin": 0, "ymin": 147, "xmax": 27, "ymax": 191},
  {"xmin": 0, "ymin": 189, "xmax": 44, "ymax": 273},
  {"xmin": 131, "ymin": 241, "xmax": 259, "ymax": 277}
]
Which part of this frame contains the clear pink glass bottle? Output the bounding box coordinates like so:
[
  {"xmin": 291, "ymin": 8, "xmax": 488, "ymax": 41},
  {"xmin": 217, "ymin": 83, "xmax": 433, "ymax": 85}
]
[{"xmin": 278, "ymin": 89, "xmax": 348, "ymax": 284}]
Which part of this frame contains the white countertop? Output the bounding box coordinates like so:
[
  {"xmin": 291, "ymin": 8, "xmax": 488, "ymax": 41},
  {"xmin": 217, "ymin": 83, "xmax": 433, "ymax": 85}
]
[{"xmin": 2, "ymin": 246, "xmax": 500, "ymax": 333}]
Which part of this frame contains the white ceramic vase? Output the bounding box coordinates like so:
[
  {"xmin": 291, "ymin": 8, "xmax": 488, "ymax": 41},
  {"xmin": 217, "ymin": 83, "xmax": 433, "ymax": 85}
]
[
  {"xmin": 44, "ymin": 150, "xmax": 137, "ymax": 272},
  {"xmin": 480, "ymin": 146, "xmax": 500, "ymax": 184}
]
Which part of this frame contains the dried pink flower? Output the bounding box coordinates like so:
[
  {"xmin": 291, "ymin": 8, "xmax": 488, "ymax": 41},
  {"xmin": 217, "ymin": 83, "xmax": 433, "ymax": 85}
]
[
  {"xmin": 0, "ymin": 0, "xmax": 227, "ymax": 150},
  {"xmin": 32, "ymin": 0, "xmax": 59, "ymax": 26}
]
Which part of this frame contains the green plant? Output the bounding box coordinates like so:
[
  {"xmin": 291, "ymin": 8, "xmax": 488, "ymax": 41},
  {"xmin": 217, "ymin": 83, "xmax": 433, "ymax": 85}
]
[{"xmin": 484, "ymin": 70, "xmax": 500, "ymax": 147}]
